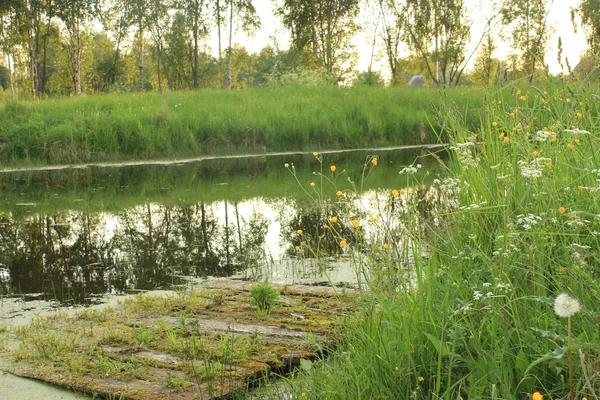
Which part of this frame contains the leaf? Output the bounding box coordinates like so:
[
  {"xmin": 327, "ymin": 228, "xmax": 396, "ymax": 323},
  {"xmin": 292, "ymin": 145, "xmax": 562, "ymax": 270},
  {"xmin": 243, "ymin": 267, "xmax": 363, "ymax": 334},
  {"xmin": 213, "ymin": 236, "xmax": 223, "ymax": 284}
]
[
  {"xmin": 515, "ymin": 350, "xmax": 529, "ymax": 378},
  {"xmin": 300, "ymin": 358, "xmax": 313, "ymax": 372},
  {"xmin": 424, "ymin": 333, "xmax": 451, "ymax": 357},
  {"xmin": 521, "ymin": 348, "xmax": 565, "ymax": 379}
]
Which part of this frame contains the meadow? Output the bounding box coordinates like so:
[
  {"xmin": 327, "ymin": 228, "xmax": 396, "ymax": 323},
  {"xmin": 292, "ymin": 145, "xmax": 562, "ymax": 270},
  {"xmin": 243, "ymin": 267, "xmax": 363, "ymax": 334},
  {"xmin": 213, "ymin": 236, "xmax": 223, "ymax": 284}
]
[
  {"xmin": 275, "ymin": 82, "xmax": 600, "ymax": 399},
  {"xmin": 0, "ymin": 86, "xmax": 484, "ymax": 166}
]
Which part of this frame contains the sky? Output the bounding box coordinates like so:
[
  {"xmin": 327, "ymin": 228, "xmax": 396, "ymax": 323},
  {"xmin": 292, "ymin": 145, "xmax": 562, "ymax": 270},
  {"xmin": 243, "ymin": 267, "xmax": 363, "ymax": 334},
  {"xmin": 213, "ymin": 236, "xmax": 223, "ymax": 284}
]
[{"xmin": 215, "ymin": 0, "xmax": 589, "ymax": 78}]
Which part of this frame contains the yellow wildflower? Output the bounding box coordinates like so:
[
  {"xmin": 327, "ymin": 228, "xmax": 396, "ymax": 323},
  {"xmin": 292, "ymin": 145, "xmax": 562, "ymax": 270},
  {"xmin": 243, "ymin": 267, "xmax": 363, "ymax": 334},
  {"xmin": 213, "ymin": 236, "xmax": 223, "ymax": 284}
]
[
  {"xmin": 576, "ymin": 112, "xmax": 583, "ymax": 118},
  {"xmin": 399, "ymin": 189, "xmax": 406, "ymax": 195},
  {"xmin": 559, "ymin": 207, "xmax": 566, "ymax": 214},
  {"xmin": 339, "ymin": 240, "xmax": 347, "ymax": 248},
  {"xmin": 297, "ymin": 229, "xmax": 303, "ymax": 235},
  {"xmin": 331, "ymin": 216, "xmax": 338, "ymax": 223},
  {"xmin": 312, "ymin": 152, "xmax": 318, "ymax": 157},
  {"xmin": 503, "ymin": 136, "xmax": 510, "ymax": 143},
  {"xmin": 567, "ymin": 143, "xmax": 573, "ymax": 149},
  {"xmin": 371, "ymin": 158, "xmax": 378, "ymax": 166},
  {"xmin": 284, "ymin": 163, "xmax": 289, "ymax": 168},
  {"xmin": 418, "ymin": 376, "xmax": 425, "ymax": 382},
  {"xmin": 310, "ymin": 182, "xmax": 316, "ymax": 187},
  {"xmin": 370, "ymin": 216, "xmax": 379, "ymax": 222},
  {"xmin": 336, "ymin": 190, "xmax": 343, "ymax": 197},
  {"xmin": 383, "ymin": 243, "xmax": 389, "ymax": 249},
  {"xmin": 532, "ymin": 392, "xmax": 543, "ymax": 400},
  {"xmin": 492, "ymin": 121, "xmax": 498, "ymax": 127},
  {"xmin": 578, "ymin": 185, "xmax": 583, "ymax": 190},
  {"xmin": 392, "ymin": 189, "xmax": 399, "ymax": 197},
  {"xmin": 330, "ymin": 165, "xmax": 336, "ymax": 172},
  {"xmin": 574, "ymin": 139, "xmax": 580, "ymax": 143},
  {"xmin": 295, "ymin": 246, "xmax": 300, "ymax": 251},
  {"xmin": 351, "ymin": 220, "xmax": 360, "ymax": 227}
]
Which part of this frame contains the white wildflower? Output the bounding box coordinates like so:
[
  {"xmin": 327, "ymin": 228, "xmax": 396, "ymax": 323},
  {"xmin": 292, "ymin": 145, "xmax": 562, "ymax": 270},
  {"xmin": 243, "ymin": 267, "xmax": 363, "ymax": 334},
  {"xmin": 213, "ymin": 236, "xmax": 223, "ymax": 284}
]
[{"xmin": 563, "ymin": 129, "xmax": 591, "ymax": 135}]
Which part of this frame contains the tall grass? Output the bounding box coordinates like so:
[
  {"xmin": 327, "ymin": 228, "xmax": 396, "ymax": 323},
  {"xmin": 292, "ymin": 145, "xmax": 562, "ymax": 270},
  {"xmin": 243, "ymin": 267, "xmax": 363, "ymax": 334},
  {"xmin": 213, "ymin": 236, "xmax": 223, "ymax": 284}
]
[
  {"xmin": 0, "ymin": 86, "xmax": 484, "ymax": 166},
  {"xmin": 284, "ymin": 81, "xmax": 600, "ymax": 399}
]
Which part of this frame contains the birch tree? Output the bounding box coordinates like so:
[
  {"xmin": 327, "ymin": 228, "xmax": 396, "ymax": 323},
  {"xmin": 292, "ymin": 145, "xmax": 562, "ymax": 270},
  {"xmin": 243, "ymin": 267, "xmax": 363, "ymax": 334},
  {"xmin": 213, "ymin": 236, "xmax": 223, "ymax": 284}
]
[
  {"xmin": 277, "ymin": 0, "xmax": 359, "ymax": 80},
  {"xmin": 500, "ymin": 0, "xmax": 549, "ymax": 77},
  {"xmin": 54, "ymin": 0, "xmax": 99, "ymax": 95}
]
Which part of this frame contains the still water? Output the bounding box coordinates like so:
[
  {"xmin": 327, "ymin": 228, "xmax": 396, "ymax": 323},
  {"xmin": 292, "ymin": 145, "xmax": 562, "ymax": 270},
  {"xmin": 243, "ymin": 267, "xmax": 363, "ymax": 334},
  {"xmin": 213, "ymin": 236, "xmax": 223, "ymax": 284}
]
[{"xmin": 0, "ymin": 147, "xmax": 445, "ymax": 305}]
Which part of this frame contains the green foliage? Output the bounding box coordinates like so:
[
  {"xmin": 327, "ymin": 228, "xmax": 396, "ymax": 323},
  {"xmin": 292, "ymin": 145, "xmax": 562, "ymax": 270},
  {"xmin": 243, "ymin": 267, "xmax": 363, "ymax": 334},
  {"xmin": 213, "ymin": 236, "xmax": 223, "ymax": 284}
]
[
  {"xmin": 501, "ymin": 0, "xmax": 549, "ymax": 77},
  {"xmin": 572, "ymin": 0, "xmax": 600, "ymax": 56},
  {"xmin": 284, "ymin": 80, "xmax": 600, "ymax": 398},
  {"xmin": 0, "ymin": 86, "xmax": 485, "ymax": 166},
  {"xmin": 249, "ymin": 279, "xmax": 279, "ymax": 314},
  {"xmin": 277, "ymin": 0, "xmax": 359, "ymax": 79},
  {"xmin": 471, "ymin": 35, "xmax": 499, "ymax": 88}
]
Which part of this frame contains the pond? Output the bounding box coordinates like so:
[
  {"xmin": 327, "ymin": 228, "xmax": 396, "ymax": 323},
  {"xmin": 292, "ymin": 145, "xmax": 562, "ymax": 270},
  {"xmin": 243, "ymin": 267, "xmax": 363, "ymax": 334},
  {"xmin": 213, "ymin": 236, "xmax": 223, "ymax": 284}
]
[{"xmin": 0, "ymin": 146, "xmax": 446, "ymax": 307}]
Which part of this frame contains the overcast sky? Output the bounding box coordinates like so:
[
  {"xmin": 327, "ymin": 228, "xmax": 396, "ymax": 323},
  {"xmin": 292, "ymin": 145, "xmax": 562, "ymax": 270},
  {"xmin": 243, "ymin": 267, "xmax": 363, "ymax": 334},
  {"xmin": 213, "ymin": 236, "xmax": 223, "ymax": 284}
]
[{"xmin": 215, "ymin": 0, "xmax": 589, "ymax": 77}]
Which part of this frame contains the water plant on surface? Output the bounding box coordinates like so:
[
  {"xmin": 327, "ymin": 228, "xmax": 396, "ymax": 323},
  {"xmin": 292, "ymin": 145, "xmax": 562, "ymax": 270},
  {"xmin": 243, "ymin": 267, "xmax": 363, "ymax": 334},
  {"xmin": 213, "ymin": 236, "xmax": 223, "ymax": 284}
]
[
  {"xmin": 281, "ymin": 79, "xmax": 600, "ymax": 399},
  {"xmin": 249, "ymin": 279, "xmax": 280, "ymax": 314}
]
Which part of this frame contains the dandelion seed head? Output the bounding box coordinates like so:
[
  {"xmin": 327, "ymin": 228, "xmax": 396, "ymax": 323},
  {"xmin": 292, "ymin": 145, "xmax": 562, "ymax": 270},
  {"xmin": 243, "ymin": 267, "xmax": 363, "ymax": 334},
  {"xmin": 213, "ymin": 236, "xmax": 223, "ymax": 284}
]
[{"xmin": 554, "ymin": 294, "xmax": 580, "ymax": 318}]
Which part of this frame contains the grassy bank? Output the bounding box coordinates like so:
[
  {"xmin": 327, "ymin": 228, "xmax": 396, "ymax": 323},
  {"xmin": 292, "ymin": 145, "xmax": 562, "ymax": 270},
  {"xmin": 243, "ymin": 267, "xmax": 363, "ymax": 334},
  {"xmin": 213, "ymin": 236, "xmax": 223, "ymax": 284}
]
[
  {"xmin": 0, "ymin": 86, "xmax": 484, "ymax": 166},
  {"xmin": 282, "ymin": 83, "xmax": 600, "ymax": 398}
]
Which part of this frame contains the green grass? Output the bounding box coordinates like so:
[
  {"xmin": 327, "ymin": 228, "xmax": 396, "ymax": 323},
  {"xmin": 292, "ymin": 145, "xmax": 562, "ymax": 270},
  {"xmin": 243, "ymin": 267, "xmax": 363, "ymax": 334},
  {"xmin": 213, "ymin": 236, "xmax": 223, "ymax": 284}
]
[
  {"xmin": 282, "ymin": 81, "xmax": 600, "ymax": 399},
  {"xmin": 0, "ymin": 86, "xmax": 485, "ymax": 166}
]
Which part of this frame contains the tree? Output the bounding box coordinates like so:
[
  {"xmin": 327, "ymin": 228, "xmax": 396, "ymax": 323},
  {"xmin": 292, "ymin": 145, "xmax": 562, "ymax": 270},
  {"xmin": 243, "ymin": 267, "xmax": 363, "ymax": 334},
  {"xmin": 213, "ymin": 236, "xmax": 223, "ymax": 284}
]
[
  {"xmin": 54, "ymin": 0, "xmax": 100, "ymax": 95},
  {"xmin": 225, "ymin": 0, "xmax": 260, "ymax": 88},
  {"xmin": 174, "ymin": 0, "xmax": 208, "ymax": 89},
  {"xmin": 471, "ymin": 34, "xmax": 499, "ymax": 88},
  {"xmin": 146, "ymin": 0, "xmax": 172, "ymax": 91},
  {"xmin": 0, "ymin": 64, "xmax": 10, "ymax": 89},
  {"xmin": 500, "ymin": 0, "xmax": 549, "ymax": 78},
  {"xmin": 277, "ymin": 0, "xmax": 359, "ymax": 81},
  {"xmin": 572, "ymin": 0, "xmax": 600, "ymax": 56},
  {"xmin": 400, "ymin": 0, "xmax": 474, "ymax": 86},
  {"xmin": 0, "ymin": 0, "xmax": 28, "ymax": 97},
  {"xmin": 377, "ymin": 0, "xmax": 403, "ymax": 85}
]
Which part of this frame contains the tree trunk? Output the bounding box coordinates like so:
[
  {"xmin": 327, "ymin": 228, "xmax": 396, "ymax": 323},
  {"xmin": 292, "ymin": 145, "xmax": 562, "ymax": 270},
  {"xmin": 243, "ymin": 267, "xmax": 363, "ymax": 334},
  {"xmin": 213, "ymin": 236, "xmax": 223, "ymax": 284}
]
[
  {"xmin": 27, "ymin": 0, "xmax": 39, "ymax": 97},
  {"xmin": 7, "ymin": 54, "xmax": 15, "ymax": 98},
  {"xmin": 72, "ymin": 1, "xmax": 81, "ymax": 95},
  {"xmin": 217, "ymin": 0, "xmax": 222, "ymax": 59},
  {"xmin": 227, "ymin": 0, "xmax": 233, "ymax": 89},
  {"xmin": 138, "ymin": 16, "xmax": 144, "ymax": 91},
  {"xmin": 40, "ymin": 6, "xmax": 53, "ymax": 94},
  {"xmin": 192, "ymin": 0, "xmax": 199, "ymax": 89}
]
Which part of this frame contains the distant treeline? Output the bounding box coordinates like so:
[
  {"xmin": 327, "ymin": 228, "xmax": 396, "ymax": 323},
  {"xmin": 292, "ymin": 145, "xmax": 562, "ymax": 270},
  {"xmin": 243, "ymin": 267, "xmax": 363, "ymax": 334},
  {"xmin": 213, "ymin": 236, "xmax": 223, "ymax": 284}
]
[{"xmin": 0, "ymin": 0, "xmax": 599, "ymax": 98}]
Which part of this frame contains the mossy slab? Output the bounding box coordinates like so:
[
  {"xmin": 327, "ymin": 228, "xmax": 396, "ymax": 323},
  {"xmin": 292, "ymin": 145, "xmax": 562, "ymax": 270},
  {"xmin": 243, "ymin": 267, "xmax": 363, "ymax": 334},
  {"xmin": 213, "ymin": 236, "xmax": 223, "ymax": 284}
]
[{"xmin": 0, "ymin": 280, "xmax": 358, "ymax": 399}]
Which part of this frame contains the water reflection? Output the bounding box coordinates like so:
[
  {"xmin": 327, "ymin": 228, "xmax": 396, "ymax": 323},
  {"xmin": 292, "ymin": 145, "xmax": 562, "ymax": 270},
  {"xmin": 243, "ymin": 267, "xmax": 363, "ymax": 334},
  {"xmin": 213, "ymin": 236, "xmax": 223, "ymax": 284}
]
[{"xmin": 0, "ymin": 148, "xmax": 447, "ymax": 304}]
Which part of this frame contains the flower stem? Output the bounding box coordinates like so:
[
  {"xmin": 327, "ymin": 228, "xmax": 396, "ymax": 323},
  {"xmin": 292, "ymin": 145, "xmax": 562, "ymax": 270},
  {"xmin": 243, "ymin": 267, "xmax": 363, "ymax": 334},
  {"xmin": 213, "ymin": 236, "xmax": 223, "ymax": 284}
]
[{"xmin": 568, "ymin": 315, "xmax": 574, "ymax": 400}]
